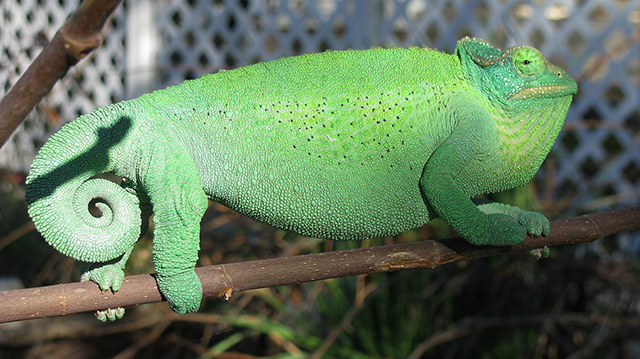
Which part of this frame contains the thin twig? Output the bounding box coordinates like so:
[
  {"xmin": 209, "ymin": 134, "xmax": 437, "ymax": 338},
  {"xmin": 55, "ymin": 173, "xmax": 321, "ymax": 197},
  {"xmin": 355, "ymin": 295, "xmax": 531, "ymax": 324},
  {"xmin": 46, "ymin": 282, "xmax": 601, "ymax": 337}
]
[
  {"xmin": 310, "ymin": 280, "xmax": 378, "ymax": 359},
  {"xmin": 0, "ymin": 221, "xmax": 34, "ymax": 252},
  {"xmin": 112, "ymin": 320, "xmax": 172, "ymax": 359}
]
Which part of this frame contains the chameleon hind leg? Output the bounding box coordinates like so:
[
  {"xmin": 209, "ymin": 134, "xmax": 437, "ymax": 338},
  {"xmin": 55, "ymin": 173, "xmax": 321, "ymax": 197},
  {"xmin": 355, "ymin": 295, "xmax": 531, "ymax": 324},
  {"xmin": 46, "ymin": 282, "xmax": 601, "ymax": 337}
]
[
  {"xmin": 81, "ymin": 183, "xmax": 152, "ymax": 321},
  {"xmin": 144, "ymin": 132, "xmax": 209, "ymax": 314},
  {"xmin": 81, "ymin": 249, "xmax": 131, "ymax": 321}
]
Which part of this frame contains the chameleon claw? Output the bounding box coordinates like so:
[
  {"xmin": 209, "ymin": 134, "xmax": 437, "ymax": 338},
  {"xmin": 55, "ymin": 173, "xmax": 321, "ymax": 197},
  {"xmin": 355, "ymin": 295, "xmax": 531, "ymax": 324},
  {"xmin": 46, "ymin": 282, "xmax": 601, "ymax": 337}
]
[
  {"xmin": 95, "ymin": 307, "xmax": 125, "ymax": 322},
  {"xmin": 527, "ymin": 246, "xmax": 550, "ymax": 260}
]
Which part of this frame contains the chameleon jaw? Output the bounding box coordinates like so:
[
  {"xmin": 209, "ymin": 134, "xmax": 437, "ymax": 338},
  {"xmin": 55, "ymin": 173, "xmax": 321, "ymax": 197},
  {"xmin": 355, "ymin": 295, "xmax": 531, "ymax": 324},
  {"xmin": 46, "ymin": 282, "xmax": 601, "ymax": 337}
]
[{"xmin": 510, "ymin": 85, "xmax": 575, "ymax": 100}]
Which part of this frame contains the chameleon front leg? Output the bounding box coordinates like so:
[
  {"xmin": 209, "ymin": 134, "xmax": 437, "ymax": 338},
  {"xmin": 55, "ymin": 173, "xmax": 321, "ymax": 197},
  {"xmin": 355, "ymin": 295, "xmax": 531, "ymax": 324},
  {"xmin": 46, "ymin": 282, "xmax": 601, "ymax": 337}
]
[
  {"xmin": 419, "ymin": 109, "xmax": 534, "ymax": 246},
  {"xmin": 421, "ymin": 169, "xmax": 527, "ymax": 246},
  {"xmin": 144, "ymin": 135, "xmax": 209, "ymax": 315}
]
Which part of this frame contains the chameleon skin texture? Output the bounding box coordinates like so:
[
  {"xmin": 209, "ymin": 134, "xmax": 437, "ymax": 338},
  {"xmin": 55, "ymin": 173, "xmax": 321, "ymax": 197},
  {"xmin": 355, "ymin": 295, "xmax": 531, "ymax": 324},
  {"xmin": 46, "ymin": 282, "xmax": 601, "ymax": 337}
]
[{"xmin": 26, "ymin": 37, "xmax": 577, "ymax": 315}]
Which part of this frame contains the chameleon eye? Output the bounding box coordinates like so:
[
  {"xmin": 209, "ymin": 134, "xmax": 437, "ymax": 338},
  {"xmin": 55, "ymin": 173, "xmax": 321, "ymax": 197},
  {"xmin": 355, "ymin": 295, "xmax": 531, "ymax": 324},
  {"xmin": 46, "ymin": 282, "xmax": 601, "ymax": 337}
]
[{"xmin": 513, "ymin": 48, "xmax": 544, "ymax": 77}]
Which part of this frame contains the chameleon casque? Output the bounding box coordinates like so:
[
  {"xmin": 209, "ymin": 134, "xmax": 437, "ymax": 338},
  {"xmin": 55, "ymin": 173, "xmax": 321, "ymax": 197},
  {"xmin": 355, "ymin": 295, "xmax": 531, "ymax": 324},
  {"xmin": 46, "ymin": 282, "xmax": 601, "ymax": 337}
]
[{"xmin": 25, "ymin": 37, "xmax": 577, "ymax": 319}]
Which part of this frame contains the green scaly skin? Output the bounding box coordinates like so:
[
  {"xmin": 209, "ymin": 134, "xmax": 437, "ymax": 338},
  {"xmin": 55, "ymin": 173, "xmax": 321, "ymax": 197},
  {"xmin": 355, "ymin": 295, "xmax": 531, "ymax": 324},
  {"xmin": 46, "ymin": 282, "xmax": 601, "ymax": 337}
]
[{"xmin": 25, "ymin": 37, "xmax": 577, "ymax": 317}]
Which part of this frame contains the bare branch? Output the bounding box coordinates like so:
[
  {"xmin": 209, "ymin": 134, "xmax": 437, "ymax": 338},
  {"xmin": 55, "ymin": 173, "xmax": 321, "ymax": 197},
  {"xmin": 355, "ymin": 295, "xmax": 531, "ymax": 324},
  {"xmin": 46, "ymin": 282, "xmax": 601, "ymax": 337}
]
[
  {"xmin": 0, "ymin": 0, "xmax": 123, "ymax": 148},
  {"xmin": 0, "ymin": 206, "xmax": 638, "ymax": 324}
]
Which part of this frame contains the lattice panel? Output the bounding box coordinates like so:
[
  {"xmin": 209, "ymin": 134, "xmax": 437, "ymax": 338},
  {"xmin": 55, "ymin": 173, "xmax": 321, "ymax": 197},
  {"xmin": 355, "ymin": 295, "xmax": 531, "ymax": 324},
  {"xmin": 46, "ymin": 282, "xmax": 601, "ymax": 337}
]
[
  {"xmin": 156, "ymin": 0, "xmax": 378, "ymax": 85},
  {"xmin": 1, "ymin": 0, "xmax": 639, "ymax": 256}
]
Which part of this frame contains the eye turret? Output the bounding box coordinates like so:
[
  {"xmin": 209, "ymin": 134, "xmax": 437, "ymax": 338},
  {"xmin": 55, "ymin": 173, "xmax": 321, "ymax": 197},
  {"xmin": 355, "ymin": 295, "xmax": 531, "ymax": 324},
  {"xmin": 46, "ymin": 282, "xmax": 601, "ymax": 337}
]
[{"xmin": 512, "ymin": 48, "xmax": 544, "ymax": 77}]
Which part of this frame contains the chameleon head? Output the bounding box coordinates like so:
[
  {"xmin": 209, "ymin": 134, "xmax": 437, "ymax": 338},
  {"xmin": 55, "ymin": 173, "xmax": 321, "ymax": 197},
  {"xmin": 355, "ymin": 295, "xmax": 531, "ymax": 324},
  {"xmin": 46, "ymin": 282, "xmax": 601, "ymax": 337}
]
[
  {"xmin": 456, "ymin": 37, "xmax": 577, "ymax": 112},
  {"xmin": 455, "ymin": 37, "xmax": 578, "ymax": 187}
]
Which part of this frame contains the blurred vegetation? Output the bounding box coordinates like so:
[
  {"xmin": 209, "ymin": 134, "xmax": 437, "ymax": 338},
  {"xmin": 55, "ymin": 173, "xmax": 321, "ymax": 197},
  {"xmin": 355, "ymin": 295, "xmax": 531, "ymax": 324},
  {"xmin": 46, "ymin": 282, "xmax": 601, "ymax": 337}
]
[{"xmin": 1, "ymin": 167, "xmax": 639, "ymax": 359}]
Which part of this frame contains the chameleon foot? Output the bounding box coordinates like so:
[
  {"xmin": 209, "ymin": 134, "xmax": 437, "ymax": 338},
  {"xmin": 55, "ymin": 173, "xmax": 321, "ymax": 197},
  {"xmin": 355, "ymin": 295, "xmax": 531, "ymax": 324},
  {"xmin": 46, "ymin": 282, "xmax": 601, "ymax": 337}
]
[
  {"xmin": 80, "ymin": 261, "xmax": 125, "ymax": 292},
  {"xmin": 527, "ymin": 246, "xmax": 550, "ymax": 260},
  {"xmin": 156, "ymin": 270, "xmax": 203, "ymax": 315},
  {"xmin": 95, "ymin": 307, "xmax": 125, "ymax": 322}
]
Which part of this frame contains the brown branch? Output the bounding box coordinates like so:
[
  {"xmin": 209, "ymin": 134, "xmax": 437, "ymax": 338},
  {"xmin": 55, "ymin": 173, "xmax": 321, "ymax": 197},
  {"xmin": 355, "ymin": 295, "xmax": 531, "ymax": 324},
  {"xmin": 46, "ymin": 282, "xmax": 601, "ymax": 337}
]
[
  {"xmin": 0, "ymin": 0, "xmax": 123, "ymax": 148},
  {"xmin": 1, "ymin": 207, "xmax": 639, "ymax": 324}
]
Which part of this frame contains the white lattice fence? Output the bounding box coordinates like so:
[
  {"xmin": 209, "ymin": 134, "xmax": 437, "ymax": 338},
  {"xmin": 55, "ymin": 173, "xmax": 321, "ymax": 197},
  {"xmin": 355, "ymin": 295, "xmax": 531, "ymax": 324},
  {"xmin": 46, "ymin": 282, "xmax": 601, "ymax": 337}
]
[
  {"xmin": 1, "ymin": 0, "xmax": 639, "ymax": 250},
  {"xmin": 1, "ymin": 0, "xmax": 127, "ymax": 171}
]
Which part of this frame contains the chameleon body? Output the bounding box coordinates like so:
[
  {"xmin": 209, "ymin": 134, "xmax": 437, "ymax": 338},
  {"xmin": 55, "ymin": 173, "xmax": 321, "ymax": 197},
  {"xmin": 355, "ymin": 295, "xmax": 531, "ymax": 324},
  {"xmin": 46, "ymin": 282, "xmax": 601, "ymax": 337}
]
[{"xmin": 25, "ymin": 38, "xmax": 577, "ymax": 317}]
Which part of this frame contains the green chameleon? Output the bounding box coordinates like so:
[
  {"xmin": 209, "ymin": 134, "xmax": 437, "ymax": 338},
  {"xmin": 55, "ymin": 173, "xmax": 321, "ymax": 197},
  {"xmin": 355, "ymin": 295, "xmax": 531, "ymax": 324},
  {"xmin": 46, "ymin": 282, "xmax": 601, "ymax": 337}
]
[{"xmin": 26, "ymin": 37, "xmax": 577, "ymax": 320}]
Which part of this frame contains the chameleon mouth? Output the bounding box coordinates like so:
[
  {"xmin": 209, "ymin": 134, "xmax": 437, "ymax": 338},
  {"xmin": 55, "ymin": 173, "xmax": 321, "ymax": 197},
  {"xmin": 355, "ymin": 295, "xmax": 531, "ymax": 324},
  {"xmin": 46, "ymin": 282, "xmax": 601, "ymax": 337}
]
[{"xmin": 510, "ymin": 85, "xmax": 576, "ymax": 100}]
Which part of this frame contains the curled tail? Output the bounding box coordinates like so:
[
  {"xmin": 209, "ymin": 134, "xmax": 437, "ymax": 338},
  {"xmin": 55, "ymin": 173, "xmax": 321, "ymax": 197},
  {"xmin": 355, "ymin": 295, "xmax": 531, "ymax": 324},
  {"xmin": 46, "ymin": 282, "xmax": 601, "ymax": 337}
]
[{"xmin": 26, "ymin": 108, "xmax": 144, "ymax": 263}]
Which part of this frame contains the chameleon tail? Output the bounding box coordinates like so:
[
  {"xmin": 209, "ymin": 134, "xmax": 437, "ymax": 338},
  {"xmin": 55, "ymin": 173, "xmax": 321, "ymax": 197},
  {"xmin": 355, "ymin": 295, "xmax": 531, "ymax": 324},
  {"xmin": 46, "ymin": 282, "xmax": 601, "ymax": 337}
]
[{"xmin": 25, "ymin": 107, "xmax": 143, "ymax": 263}]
